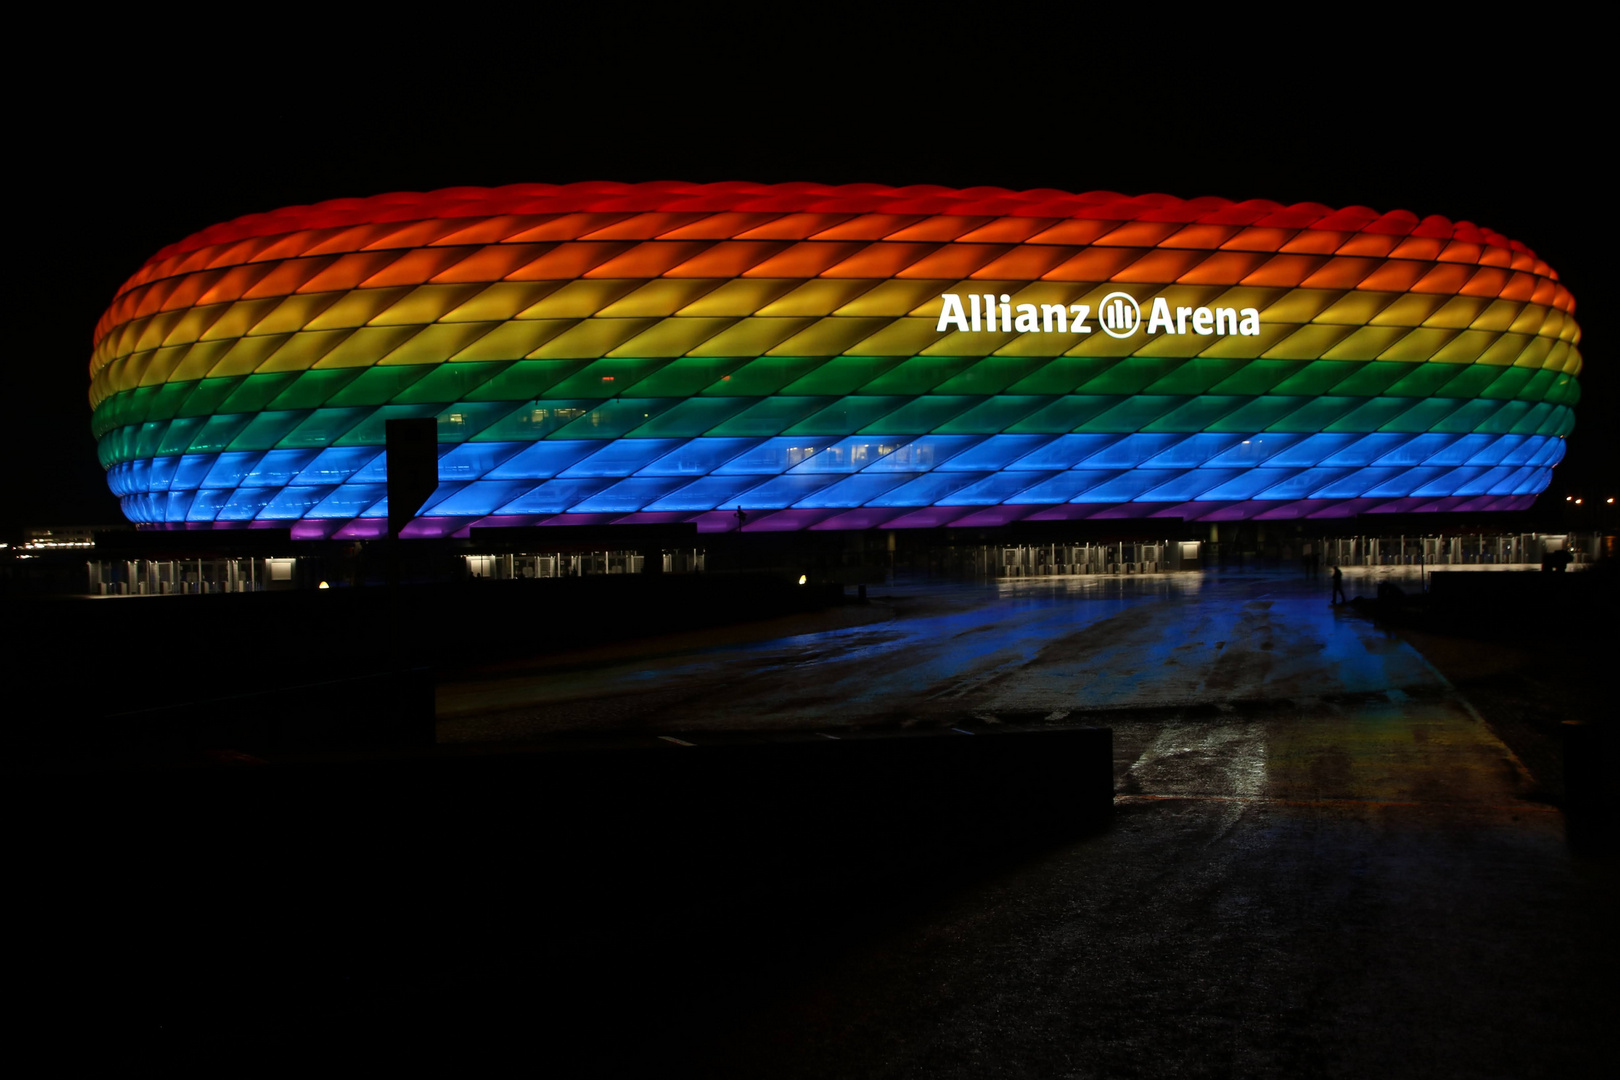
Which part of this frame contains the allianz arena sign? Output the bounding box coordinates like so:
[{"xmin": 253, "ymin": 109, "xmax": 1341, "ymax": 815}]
[{"xmin": 936, "ymin": 292, "xmax": 1262, "ymax": 339}]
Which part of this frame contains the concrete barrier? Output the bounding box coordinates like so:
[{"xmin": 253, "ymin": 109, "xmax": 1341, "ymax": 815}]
[
  {"xmin": 94, "ymin": 668, "xmax": 437, "ymax": 753},
  {"xmin": 25, "ymin": 726, "xmax": 1113, "ymax": 917},
  {"xmin": 537, "ymin": 727, "xmax": 1109, "ymax": 903},
  {"xmin": 1564, "ymin": 721, "xmax": 1616, "ymax": 817}
]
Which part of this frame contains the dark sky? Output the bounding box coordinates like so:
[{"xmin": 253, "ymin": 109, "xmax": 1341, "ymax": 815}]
[{"xmin": 12, "ymin": 33, "xmax": 1612, "ymax": 533}]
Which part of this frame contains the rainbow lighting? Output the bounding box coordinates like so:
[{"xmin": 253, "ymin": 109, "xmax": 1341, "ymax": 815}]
[{"xmin": 89, "ymin": 182, "xmax": 1582, "ymax": 538}]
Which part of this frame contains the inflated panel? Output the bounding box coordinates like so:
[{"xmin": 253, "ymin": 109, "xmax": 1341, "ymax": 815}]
[{"xmin": 89, "ymin": 182, "xmax": 1580, "ymax": 536}]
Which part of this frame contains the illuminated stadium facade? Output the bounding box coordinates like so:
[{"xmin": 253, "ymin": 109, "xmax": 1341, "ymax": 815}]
[{"xmin": 89, "ymin": 183, "xmax": 1582, "ymax": 538}]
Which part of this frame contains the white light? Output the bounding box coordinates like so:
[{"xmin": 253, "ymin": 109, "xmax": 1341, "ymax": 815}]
[
  {"xmin": 798, "ymin": 574, "xmax": 807, "ymax": 585},
  {"xmin": 318, "ymin": 580, "xmax": 330, "ymax": 589}
]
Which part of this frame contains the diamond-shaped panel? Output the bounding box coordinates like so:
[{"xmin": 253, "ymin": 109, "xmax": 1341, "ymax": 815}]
[{"xmin": 90, "ymin": 183, "xmax": 1579, "ymax": 534}]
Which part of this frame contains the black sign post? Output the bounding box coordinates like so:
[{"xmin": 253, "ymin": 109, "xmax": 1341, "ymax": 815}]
[
  {"xmin": 385, "ymin": 417, "xmax": 439, "ymax": 597},
  {"xmin": 386, "ymin": 418, "xmax": 439, "ymax": 540},
  {"xmin": 383, "ymin": 418, "xmax": 440, "ymax": 687}
]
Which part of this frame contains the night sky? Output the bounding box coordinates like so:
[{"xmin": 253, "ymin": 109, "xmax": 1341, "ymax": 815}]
[{"xmin": 14, "ymin": 33, "xmax": 1611, "ymax": 534}]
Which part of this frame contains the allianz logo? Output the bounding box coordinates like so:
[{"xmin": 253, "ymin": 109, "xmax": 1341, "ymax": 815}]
[{"xmin": 935, "ymin": 292, "xmax": 1262, "ymax": 339}]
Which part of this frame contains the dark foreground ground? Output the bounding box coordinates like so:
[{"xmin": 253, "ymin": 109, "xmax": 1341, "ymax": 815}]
[{"xmin": 7, "ymin": 567, "xmax": 1617, "ymax": 1075}]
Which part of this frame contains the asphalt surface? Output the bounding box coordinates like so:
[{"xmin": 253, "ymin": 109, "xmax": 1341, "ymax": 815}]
[
  {"xmin": 441, "ymin": 567, "xmax": 1551, "ymax": 750},
  {"xmin": 13, "ymin": 568, "xmax": 1615, "ymax": 1074},
  {"xmin": 427, "ymin": 568, "xmax": 1616, "ymax": 1077}
]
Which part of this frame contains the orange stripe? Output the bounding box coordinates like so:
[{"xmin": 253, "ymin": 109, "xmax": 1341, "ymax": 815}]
[
  {"xmin": 1177, "ymin": 251, "xmax": 1268, "ymax": 284},
  {"xmin": 1113, "ymin": 248, "xmax": 1210, "ymax": 282},
  {"xmin": 1241, "ymin": 254, "xmax": 1330, "ymax": 288},
  {"xmin": 1041, "ymin": 247, "xmax": 1142, "ymax": 281},
  {"xmin": 1410, "ymin": 263, "xmax": 1475, "ymax": 294},
  {"xmin": 741, "ymin": 240, "xmax": 867, "ymax": 277},
  {"xmin": 296, "ymin": 251, "xmax": 403, "ymax": 293},
  {"xmin": 583, "ymin": 240, "xmax": 714, "ymax": 277},
  {"xmin": 429, "ymin": 244, "xmax": 552, "ymax": 283},
  {"xmin": 1356, "ymin": 261, "xmax": 1431, "ymax": 291},
  {"xmin": 662, "ymin": 241, "xmax": 789, "ymax": 278},
  {"xmin": 505, "ymin": 242, "xmax": 631, "ymax": 280},
  {"xmin": 967, "ymin": 246, "xmax": 1072, "ymax": 280}
]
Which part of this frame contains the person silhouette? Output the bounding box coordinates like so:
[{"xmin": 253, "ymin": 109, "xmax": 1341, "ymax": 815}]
[
  {"xmin": 735, "ymin": 506, "xmax": 747, "ymax": 531},
  {"xmin": 1331, "ymin": 562, "xmax": 1347, "ymax": 605}
]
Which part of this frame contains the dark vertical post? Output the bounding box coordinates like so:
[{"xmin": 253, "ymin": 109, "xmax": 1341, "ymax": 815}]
[
  {"xmin": 383, "ymin": 418, "xmax": 439, "ymax": 744},
  {"xmin": 386, "ymin": 417, "xmax": 439, "ymax": 587},
  {"xmin": 386, "ymin": 418, "xmax": 440, "ymax": 542}
]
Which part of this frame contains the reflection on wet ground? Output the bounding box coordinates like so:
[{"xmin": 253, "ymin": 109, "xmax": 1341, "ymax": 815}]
[
  {"xmin": 439, "ymin": 567, "xmax": 1537, "ymax": 812},
  {"xmin": 16, "ymin": 566, "xmax": 1609, "ymax": 1075},
  {"xmin": 434, "ymin": 567, "xmax": 1610, "ymax": 1076}
]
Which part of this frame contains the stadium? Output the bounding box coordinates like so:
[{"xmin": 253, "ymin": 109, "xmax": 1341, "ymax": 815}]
[{"xmin": 88, "ymin": 182, "xmax": 1581, "ymax": 539}]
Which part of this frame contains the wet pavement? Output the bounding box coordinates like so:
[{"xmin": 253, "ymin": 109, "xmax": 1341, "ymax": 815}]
[
  {"xmin": 17, "ymin": 568, "xmax": 1611, "ymax": 1073},
  {"xmin": 684, "ymin": 796, "xmax": 1611, "ymax": 1079},
  {"xmin": 431, "ymin": 567, "xmax": 1616, "ymax": 1076},
  {"xmin": 440, "ymin": 568, "xmax": 1553, "ymax": 819}
]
